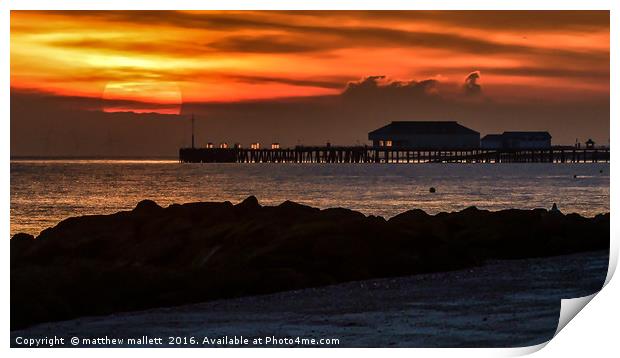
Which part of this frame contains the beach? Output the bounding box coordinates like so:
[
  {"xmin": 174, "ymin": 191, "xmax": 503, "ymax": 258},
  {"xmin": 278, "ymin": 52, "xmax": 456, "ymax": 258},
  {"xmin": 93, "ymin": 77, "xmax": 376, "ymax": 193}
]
[
  {"xmin": 11, "ymin": 250, "xmax": 608, "ymax": 347},
  {"xmin": 11, "ymin": 196, "xmax": 609, "ymax": 333}
]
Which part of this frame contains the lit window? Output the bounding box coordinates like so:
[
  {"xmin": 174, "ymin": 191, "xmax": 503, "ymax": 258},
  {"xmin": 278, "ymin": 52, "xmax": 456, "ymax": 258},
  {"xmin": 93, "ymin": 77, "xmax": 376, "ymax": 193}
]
[
  {"xmin": 385, "ymin": 140, "xmax": 393, "ymax": 147},
  {"xmin": 379, "ymin": 140, "xmax": 384, "ymax": 146},
  {"xmin": 271, "ymin": 143, "xmax": 280, "ymax": 149},
  {"xmin": 219, "ymin": 142, "xmax": 229, "ymax": 149},
  {"xmin": 250, "ymin": 142, "xmax": 260, "ymax": 149}
]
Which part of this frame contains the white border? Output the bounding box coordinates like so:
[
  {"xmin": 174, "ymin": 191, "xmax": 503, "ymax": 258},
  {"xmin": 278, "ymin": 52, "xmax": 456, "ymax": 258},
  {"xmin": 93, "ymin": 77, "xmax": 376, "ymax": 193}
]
[{"xmin": 2, "ymin": 1, "xmax": 616, "ymax": 357}]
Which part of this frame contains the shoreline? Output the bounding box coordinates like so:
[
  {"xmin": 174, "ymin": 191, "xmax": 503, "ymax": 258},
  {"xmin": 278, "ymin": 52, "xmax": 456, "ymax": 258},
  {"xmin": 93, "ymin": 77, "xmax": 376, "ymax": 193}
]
[
  {"xmin": 11, "ymin": 197, "xmax": 609, "ymax": 330},
  {"xmin": 11, "ymin": 250, "xmax": 608, "ymax": 347}
]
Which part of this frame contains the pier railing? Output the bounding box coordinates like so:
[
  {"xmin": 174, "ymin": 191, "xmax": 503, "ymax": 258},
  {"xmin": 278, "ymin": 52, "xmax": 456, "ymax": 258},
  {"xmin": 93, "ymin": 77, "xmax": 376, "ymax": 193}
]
[{"xmin": 179, "ymin": 146, "xmax": 609, "ymax": 164}]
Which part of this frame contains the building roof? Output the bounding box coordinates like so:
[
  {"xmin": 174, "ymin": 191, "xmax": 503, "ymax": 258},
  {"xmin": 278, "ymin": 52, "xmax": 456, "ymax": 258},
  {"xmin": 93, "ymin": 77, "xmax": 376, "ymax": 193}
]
[
  {"xmin": 501, "ymin": 131, "xmax": 551, "ymax": 140},
  {"xmin": 481, "ymin": 134, "xmax": 503, "ymax": 141},
  {"xmin": 368, "ymin": 121, "xmax": 479, "ymax": 138}
]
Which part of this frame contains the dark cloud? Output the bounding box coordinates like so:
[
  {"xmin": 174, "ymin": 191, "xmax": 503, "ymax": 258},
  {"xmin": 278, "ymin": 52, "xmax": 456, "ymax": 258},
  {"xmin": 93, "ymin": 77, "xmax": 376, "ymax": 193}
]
[
  {"xmin": 207, "ymin": 24, "xmax": 605, "ymax": 62},
  {"xmin": 23, "ymin": 10, "xmax": 609, "ymax": 33},
  {"xmin": 21, "ymin": 11, "xmax": 609, "ymax": 63},
  {"xmin": 464, "ymin": 71, "xmax": 482, "ymax": 96},
  {"xmin": 229, "ymin": 74, "xmax": 349, "ymax": 89},
  {"xmin": 343, "ymin": 76, "xmax": 439, "ymax": 99},
  {"xmin": 24, "ymin": 64, "xmax": 349, "ymax": 91},
  {"xmin": 206, "ymin": 35, "xmax": 326, "ymax": 54},
  {"xmin": 49, "ymin": 67, "xmax": 178, "ymax": 83},
  {"xmin": 50, "ymin": 34, "xmax": 323, "ymax": 56},
  {"xmin": 487, "ymin": 66, "xmax": 609, "ymax": 79},
  {"xmin": 422, "ymin": 66, "xmax": 609, "ymax": 80},
  {"xmin": 12, "ymin": 71, "xmax": 608, "ymax": 158},
  {"xmin": 323, "ymin": 11, "xmax": 609, "ymax": 32},
  {"xmin": 46, "ymin": 38, "xmax": 208, "ymax": 57},
  {"xmin": 10, "ymin": 89, "xmax": 181, "ymax": 113}
]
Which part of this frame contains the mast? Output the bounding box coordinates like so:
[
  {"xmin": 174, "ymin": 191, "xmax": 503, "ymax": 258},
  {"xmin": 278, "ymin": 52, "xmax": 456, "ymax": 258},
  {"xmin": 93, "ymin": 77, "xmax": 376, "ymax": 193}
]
[{"xmin": 191, "ymin": 114, "xmax": 195, "ymax": 149}]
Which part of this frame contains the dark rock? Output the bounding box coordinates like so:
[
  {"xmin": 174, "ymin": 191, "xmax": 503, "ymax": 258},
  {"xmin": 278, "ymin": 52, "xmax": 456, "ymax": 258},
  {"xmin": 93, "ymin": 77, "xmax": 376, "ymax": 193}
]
[
  {"xmin": 277, "ymin": 200, "xmax": 316, "ymax": 213},
  {"xmin": 389, "ymin": 209, "xmax": 430, "ymax": 225},
  {"xmin": 11, "ymin": 233, "xmax": 34, "ymax": 242},
  {"xmin": 235, "ymin": 195, "xmax": 260, "ymax": 211},
  {"xmin": 10, "ymin": 233, "xmax": 36, "ymax": 261},
  {"xmin": 133, "ymin": 199, "xmax": 162, "ymax": 215},
  {"xmin": 10, "ymin": 198, "xmax": 609, "ymax": 331}
]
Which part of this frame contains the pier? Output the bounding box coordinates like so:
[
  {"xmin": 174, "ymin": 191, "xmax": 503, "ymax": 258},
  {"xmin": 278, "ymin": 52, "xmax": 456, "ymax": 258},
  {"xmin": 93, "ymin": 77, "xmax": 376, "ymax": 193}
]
[{"xmin": 179, "ymin": 146, "xmax": 609, "ymax": 164}]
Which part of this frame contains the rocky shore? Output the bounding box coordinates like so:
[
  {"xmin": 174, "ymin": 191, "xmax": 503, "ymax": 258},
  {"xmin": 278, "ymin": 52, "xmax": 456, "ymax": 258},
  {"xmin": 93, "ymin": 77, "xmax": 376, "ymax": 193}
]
[{"xmin": 11, "ymin": 197, "xmax": 609, "ymax": 330}]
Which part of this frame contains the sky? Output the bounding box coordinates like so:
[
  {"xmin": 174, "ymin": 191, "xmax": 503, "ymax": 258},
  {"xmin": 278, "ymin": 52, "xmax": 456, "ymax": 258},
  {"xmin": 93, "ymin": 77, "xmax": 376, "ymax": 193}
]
[{"xmin": 10, "ymin": 11, "xmax": 610, "ymax": 156}]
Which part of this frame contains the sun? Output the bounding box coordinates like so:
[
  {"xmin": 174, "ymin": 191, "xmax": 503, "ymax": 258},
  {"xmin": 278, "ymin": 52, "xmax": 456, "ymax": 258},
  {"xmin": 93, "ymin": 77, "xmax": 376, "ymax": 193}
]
[{"xmin": 102, "ymin": 81, "xmax": 183, "ymax": 115}]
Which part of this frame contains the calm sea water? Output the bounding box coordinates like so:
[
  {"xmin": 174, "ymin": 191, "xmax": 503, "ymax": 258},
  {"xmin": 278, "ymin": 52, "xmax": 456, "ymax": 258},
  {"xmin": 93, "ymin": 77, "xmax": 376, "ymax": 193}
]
[{"xmin": 10, "ymin": 160, "xmax": 609, "ymax": 236}]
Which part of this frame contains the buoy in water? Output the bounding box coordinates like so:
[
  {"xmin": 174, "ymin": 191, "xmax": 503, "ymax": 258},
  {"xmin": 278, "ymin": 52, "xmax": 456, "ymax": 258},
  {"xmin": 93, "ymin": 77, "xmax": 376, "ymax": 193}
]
[
  {"xmin": 573, "ymin": 174, "xmax": 577, "ymax": 179},
  {"xmin": 429, "ymin": 187, "xmax": 436, "ymax": 193}
]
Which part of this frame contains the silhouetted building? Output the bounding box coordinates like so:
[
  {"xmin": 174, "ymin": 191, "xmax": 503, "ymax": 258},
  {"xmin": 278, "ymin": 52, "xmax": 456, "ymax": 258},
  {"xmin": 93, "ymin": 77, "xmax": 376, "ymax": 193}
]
[
  {"xmin": 479, "ymin": 134, "xmax": 502, "ymax": 149},
  {"xmin": 368, "ymin": 121, "xmax": 480, "ymax": 149},
  {"xmin": 481, "ymin": 131, "xmax": 551, "ymax": 149},
  {"xmin": 586, "ymin": 138, "xmax": 595, "ymax": 148}
]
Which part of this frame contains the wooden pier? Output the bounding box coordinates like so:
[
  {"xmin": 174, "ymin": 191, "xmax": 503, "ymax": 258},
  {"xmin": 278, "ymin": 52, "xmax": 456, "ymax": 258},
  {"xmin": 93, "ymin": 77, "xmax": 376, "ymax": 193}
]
[{"xmin": 179, "ymin": 146, "xmax": 609, "ymax": 164}]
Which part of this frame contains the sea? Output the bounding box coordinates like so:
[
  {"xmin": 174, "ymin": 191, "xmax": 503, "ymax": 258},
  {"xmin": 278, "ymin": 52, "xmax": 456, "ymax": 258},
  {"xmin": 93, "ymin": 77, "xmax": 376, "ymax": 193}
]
[{"xmin": 10, "ymin": 160, "xmax": 610, "ymax": 236}]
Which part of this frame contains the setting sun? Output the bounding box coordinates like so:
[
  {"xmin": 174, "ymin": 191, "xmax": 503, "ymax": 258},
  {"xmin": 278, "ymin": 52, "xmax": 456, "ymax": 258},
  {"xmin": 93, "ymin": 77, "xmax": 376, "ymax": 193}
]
[
  {"xmin": 102, "ymin": 81, "xmax": 182, "ymax": 114},
  {"xmin": 10, "ymin": 10, "xmax": 609, "ymax": 108}
]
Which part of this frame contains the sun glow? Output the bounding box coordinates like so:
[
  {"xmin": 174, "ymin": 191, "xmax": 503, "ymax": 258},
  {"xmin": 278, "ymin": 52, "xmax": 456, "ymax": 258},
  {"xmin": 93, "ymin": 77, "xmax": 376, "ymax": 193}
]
[
  {"xmin": 102, "ymin": 81, "xmax": 182, "ymax": 114},
  {"xmin": 10, "ymin": 11, "xmax": 610, "ymax": 105}
]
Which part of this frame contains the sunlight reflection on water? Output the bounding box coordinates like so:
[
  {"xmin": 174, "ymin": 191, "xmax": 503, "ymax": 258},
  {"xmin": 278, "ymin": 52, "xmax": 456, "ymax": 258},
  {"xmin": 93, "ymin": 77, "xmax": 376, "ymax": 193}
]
[{"xmin": 10, "ymin": 161, "xmax": 609, "ymax": 236}]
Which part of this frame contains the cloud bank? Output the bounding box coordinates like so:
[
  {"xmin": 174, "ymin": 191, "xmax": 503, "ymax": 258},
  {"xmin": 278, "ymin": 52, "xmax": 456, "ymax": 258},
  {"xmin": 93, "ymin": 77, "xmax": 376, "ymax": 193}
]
[{"xmin": 11, "ymin": 73, "xmax": 609, "ymax": 157}]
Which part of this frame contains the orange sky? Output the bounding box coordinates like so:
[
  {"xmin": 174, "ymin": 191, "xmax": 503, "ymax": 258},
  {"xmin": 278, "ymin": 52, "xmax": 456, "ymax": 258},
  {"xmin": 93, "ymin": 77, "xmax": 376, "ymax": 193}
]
[{"xmin": 11, "ymin": 11, "xmax": 609, "ymax": 114}]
